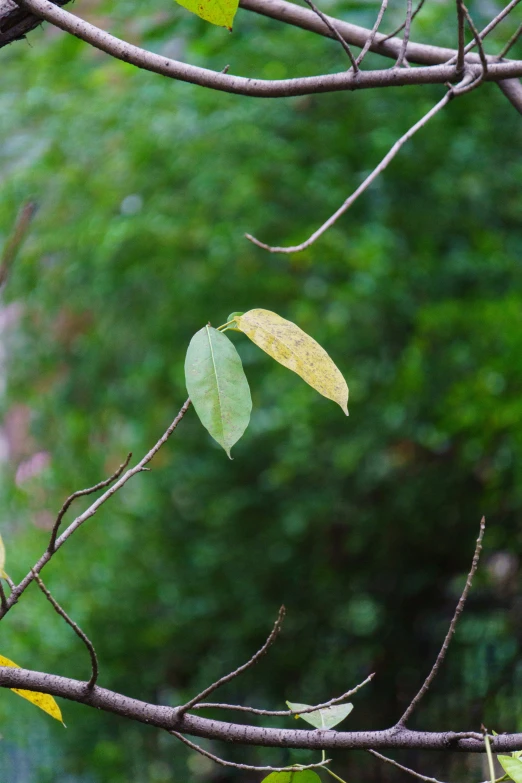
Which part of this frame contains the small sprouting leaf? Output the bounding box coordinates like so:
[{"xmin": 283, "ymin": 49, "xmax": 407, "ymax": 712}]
[
  {"xmin": 227, "ymin": 312, "xmax": 244, "ymax": 323},
  {"xmin": 174, "ymin": 0, "xmax": 239, "ymax": 29},
  {"xmin": 0, "ymin": 655, "xmax": 65, "ymax": 724},
  {"xmin": 261, "ymin": 772, "xmax": 322, "ymax": 783},
  {"xmin": 235, "ymin": 309, "xmax": 348, "ymax": 415},
  {"xmin": 185, "ymin": 325, "xmax": 252, "ymax": 458},
  {"xmin": 286, "ymin": 701, "xmax": 353, "ymax": 729},
  {"xmin": 498, "ymin": 756, "xmax": 522, "ymax": 783},
  {"xmin": 0, "ymin": 534, "xmax": 7, "ymax": 579}
]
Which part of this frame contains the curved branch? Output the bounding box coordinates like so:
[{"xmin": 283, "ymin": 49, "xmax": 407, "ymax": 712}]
[
  {"xmin": 9, "ymin": 0, "xmax": 522, "ymax": 97},
  {"xmin": 246, "ymin": 85, "xmax": 457, "ymax": 253},
  {"xmin": 0, "ymin": 398, "xmax": 191, "ymax": 620},
  {"xmin": 0, "ymin": 667, "xmax": 520, "ymax": 752}
]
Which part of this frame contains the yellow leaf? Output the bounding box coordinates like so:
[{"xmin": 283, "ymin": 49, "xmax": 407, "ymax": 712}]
[
  {"xmin": 235, "ymin": 309, "xmax": 349, "ymax": 415},
  {"xmin": 0, "ymin": 654, "xmax": 65, "ymax": 725},
  {"xmin": 0, "ymin": 534, "xmax": 6, "ymax": 579},
  {"xmin": 174, "ymin": 0, "xmax": 238, "ymax": 29}
]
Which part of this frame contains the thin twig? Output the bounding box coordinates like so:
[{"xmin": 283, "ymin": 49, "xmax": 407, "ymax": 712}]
[
  {"xmin": 33, "ymin": 572, "xmax": 99, "ymax": 689},
  {"xmin": 179, "ymin": 605, "xmax": 286, "ymax": 714},
  {"xmin": 48, "ymin": 453, "xmax": 133, "ymax": 552},
  {"xmin": 498, "ymin": 22, "xmax": 522, "ymax": 58},
  {"xmin": 192, "ymin": 672, "xmax": 375, "ymax": 716},
  {"xmin": 456, "ymin": 0, "xmax": 466, "ymax": 74},
  {"xmin": 356, "ymin": 0, "xmax": 389, "ymax": 66},
  {"xmin": 483, "ymin": 728, "xmax": 496, "ymax": 783},
  {"xmin": 0, "ymin": 398, "xmax": 191, "ymax": 620},
  {"xmin": 368, "ymin": 749, "xmax": 449, "ymax": 783},
  {"xmin": 445, "ymin": 0, "xmax": 522, "ymax": 65},
  {"xmin": 170, "ymin": 730, "xmax": 331, "ymax": 771},
  {"xmin": 462, "ymin": 3, "xmax": 488, "ymax": 80},
  {"xmin": 381, "ymin": 0, "xmax": 426, "ymax": 43},
  {"xmin": 303, "ymin": 0, "xmax": 359, "ymax": 71},
  {"xmin": 395, "ymin": 0, "xmax": 413, "ymax": 67},
  {"xmin": 397, "ymin": 517, "xmax": 486, "ymax": 726},
  {"xmin": 246, "ymin": 86, "xmax": 457, "ymax": 254},
  {"xmin": 0, "ymin": 201, "xmax": 37, "ymax": 288}
]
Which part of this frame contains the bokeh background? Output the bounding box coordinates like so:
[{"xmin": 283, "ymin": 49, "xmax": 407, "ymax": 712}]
[{"xmin": 1, "ymin": 1, "xmax": 522, "ymax": 780}]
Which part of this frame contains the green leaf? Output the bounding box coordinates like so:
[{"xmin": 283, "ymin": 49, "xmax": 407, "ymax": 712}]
[
  {"xmin": 286, "ymin": 701, "xmax": 353, "ymax": 729},
  {"xmin": 185, "ymin": 325, "xmax": 252, "ymax": 458},
  {"xmin": 227, "ymin": 312, "xmax": 244, "ymax": 322},
  {"xmin": 498, "ymin": 756, "xmax": 522, "ymax": 783},
  {"xmin": 235, "ymin": 309, "xmax": 348, "ymax": 415},
  {"xmin": 262, "ymin": 772, "xmax": 322, "ymax": 783},
  {"xmin": 174, "ymin": 0, "xmax": 239, "ymax": 29}
]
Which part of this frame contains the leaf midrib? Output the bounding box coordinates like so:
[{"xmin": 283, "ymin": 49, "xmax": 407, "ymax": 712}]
[{"xmin": 206, "ymin": 325, "xmax": 226, "ymax": 444}]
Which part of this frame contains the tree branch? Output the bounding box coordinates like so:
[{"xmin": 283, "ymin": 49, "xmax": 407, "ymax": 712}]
[
  {"xmin": 245, "ymin": 84, "xmax": 460, "ymax": 253},
  {"xmin": 193, "ymin": 672, "xmax": 374, "ymax": 716},
  {"xmin": 33, "ymin": 573, "xmax": 99, "ymax": 689},
  {"xmin": 8, "ymin": 0, "xmax": 522, "ymax": 97},
  {"xmin": 0, "ymin": 201, "xmax": 37, "ymax": 288},
  {"xmin": 48, "ymin": 452, "xmax": 132, "ymax": 552},
  {"xmin": 0, "ymin": 666, "xmax": 519, "ymax": 752},
  {"xmin": 180, "ymin": 605, "xmax": 285, "ymax": 714},
  {"xmin": 368, "ymin": 749, "xmax": 449, "ymax": 783},
  {"xmin": 302, "ymin": 0, "xmax": 359, "ymax": 71},
  {"xmin": 0, "ymin": 397, "xmax": 191, "ymax": 620},
  {"xmin": 170, "ymin": 730, "xmax": 331, "ymax": 771},
  {"xmin": 397, "ymin": 517, "xmax": 486, "ymax": 726}
]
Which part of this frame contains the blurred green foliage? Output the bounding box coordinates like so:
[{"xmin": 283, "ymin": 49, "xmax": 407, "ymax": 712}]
[{"xmin": 1, "ymin": 0, "xmax": 522, "ymax": 781}]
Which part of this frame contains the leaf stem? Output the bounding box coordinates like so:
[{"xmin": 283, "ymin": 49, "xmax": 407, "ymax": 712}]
[
  {"xmin": 216, "ymin": 320, "xmax": 237, "ymax": 331},
  {"xmin": 324, "ymin": 767, "xmax": 349, "ymax": 783},
  {"xmin": 484, "ymin": 731, "xmax": 496, "ymax": 783}
]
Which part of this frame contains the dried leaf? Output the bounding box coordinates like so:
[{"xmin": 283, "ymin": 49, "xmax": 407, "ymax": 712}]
[
  {"xmin": 286, "ymin": 701, "xmax": 353, "ymax": 729},
  {"xmin": 235, "ymin": 309, "xmax": 348, "ymax": 415},
  {"xmin": 185, "ymin": 325, "xmax": 252, "ymax": 458},
  {"xmin": 498, "ymin": 756, "xmax": 522, "ymax": 783},
  {"xmin": 0, "ymin": 654, "xmax": 65, "ymax": 724},
  {"xmin": 174, "ymin": 0, "xmax": 239, "ymax": 29}
]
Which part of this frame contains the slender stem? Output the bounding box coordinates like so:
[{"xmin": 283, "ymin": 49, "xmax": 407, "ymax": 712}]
[
  {"xmin": 368, "ymin": 749, "xmax": 448, "ymax": 783},
  {"xmin": 33, "ymin": 573, "xmax": 99, "ymax": 688},
  {"xmin": 498, "ymin": 22, "xmax": 522, "ymax": 59},
  {"xmin": 395, "ymin": 0, "xmax": 413, "ymax": 67},
  {"xmin": 179, "ymin": 605, "xmax": 285, "ymax": 714},
  {"xmin": 49, "ymin": 453, "xmax": 132, "ymax": 552},
  {"xmin": 397, "ymin": 517, "xmax": 486, "ymax": 726},
  {"xmin": 484, "ymin": 731, "xmax": 496, "ymax": 783},
  {"xmin": 381, "ymin": 0, "xmax": 425, "ymax": 43},
  {"xmin": 456, "ymin": 0, "xmax": 465, "ymax": 74},
  {"xmin": 170, "ymin": 730, "xmax": 330, "ymax": 772},
  {"xmin": 324, "ymin": 767, "xmax": 349, "ymax": 783},
  {"xmin": 303, "ymin": 0, "xmax": 359, "ymax": 71}
]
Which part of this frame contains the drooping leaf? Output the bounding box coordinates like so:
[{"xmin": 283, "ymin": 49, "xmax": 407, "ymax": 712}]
[
  {"xmin": 185, "ymin": 325, "xmax": 252, "ymax": 458},
  {"xmin": 286, "ymin": 701, "xmax": 353, "ymax": 729},
  {"xmin": 174, "ymin": 0, "xmax": 239, "ymax": 29},
  {"xmin": 498, "ymin": 756, "xmax": 522, "ymax": 783},
  {"xmin": 235, "ymin": 309, "xmax": 349, "ymax": 415},
  {"xmin": 0, "ymin": 534, "xmax": 7, "ymax": 579},
  {"xmin": 0, "ymin": 655, "xmax": 65, "ymax": 724},
  {"xmin": 261, "ymin": 772, "xmax": 322, "ymax": 783}
]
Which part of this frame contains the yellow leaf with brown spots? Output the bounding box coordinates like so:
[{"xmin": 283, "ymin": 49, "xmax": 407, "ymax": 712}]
[
  {"xmin": 234, "ymin": 309, "xmax": 349, "ymax": 415},
  {"xmin": 0, "ymin": 654, "xmax": 65, "ymax": 724},
  {"xmin": 174, "ymin": 0, "xmax": 239, "ymax": 29}
]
